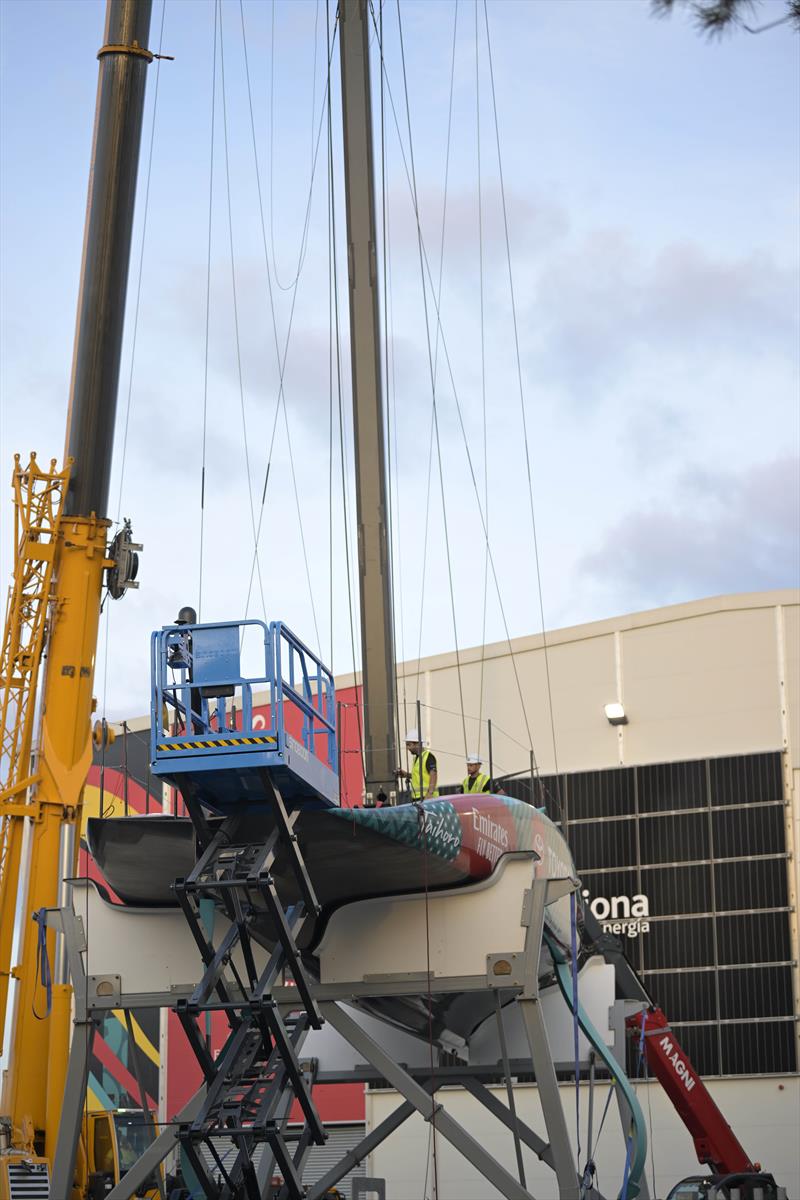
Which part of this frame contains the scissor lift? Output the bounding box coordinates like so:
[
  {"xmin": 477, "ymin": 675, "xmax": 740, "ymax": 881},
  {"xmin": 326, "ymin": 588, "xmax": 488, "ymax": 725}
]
[{"xmin": 150, "ymin": 618, "xmax": 339, "ymax": 1200}]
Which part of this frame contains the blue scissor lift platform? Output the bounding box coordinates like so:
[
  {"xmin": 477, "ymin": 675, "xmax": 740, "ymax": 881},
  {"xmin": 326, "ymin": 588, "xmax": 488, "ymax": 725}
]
[
  {"xmin": 150, "ymin": 617, "xmax": 339, "ymax": 811},
  {"xmin": 150, "ymin": 618, "xmax": 340, "ymax": 1200}
]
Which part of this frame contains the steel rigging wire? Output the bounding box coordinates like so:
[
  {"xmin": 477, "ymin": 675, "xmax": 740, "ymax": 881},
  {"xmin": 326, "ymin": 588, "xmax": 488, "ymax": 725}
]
[
  {"xmin": 218, "ymin": 1, "xmax": 270, "ymax": 623},
  {"xmin": 475, "ymin": 0, "xmax": 491, "ymax": 755},
  {"xmin": 390, "ymin": 0, "xmax": 459, "ymax": 722},
  {"xmin": 371, "ymin": 4, "xmax": 549, "ymax": 798},
  {"xmin": 402, "ymin": 1, "xmax": 458, "ymax": 729},
  {"xmin": 367, "ymin": 5, "xmax": 564, "ymax": 817},
  {"xmin": 237, "ymin": 0, "xmax": 334, "ymax": 645},
  {"xmin": 395, "ymin": 0, "xmax": 469, "ymax": 761},
  {"xmin": 268, "ymin": 0, "xmax": 320, "ymax": 293},
  {"xmin": 198, "ymin": 0, "xmax": 218, "ymax": 620},
  {"xmin": 379, "ymin": 0, "xmax": 458, "ymax": 766},
  {"xmin": 482, "ymin": 0, "xmax": 562, "ymax": 795},
  {"xmin": 379, "ymin": 0, "xmax": 406, "ymax": 769}
]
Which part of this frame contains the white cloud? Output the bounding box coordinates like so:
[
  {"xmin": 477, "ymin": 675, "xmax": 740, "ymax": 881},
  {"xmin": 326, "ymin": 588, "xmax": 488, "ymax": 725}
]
[{"xmin": 578, "ymin": 455, "xmax": 800, "ymax": 608}]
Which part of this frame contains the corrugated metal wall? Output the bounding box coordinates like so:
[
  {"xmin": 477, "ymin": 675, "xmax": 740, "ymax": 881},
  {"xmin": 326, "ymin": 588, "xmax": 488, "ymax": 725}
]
[{"xmin": 194, "ymin": 1123, "xmax": 367, "ymax": 1198}]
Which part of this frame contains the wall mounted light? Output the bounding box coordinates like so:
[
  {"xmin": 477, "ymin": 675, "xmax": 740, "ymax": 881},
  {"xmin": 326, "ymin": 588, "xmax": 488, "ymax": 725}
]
[{"xmin": 604, "ymin": 702, "xmax": 628, "ymax": 726}]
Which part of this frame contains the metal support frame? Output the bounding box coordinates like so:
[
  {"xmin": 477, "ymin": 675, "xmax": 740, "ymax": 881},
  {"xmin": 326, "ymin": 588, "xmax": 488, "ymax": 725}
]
[
  {"xmin": 321, "ymin": 1000, "xmax": 582, "ymax": 1200},
  {"xmin": 52, "ymin": 868, "xmax": 633, "ymax": 1200},
  {"xmin": 353, "ymin": 1179, "xmax": 386, "ymax": 1200},
  {"xmin": 171, "ymin": 771, "xmax": 326, "ymax": 1200}
]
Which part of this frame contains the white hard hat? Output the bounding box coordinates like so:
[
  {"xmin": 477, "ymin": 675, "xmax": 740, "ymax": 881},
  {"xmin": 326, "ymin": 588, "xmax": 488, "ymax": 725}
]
[
  {"xmin": 405, "ymin": 729, "xmax": 420, "ymax": 743},
  {"xmin": 466, "ymin": 754, "xmax": 482, "ymax": 765}
]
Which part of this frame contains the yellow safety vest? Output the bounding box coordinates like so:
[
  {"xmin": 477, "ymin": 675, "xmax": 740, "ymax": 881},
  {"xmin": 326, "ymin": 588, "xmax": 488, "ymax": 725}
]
[
  {"xmin": 411, "ymin": 750, "xmax": 438, "ymax": 799},
  {"xmin": 462, "ymin": 772, "xmax": 491, "ymax": 794}
]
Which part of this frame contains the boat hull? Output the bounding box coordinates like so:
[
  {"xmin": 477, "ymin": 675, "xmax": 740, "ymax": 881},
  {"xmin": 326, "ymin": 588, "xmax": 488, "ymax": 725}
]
[{"xmin": 87, "ymin": 794, "xmax": 578, "ymax": 958}]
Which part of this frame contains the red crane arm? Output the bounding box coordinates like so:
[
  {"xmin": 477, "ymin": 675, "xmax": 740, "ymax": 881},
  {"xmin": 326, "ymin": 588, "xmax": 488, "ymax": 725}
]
[{"xmin": 627, "ymin": 1007, "xmax": 756, "ymax": 1176}]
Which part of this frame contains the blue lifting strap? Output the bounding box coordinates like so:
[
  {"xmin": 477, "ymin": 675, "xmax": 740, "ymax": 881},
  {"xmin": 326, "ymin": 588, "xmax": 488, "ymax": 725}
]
[
  {"xmin": 620, "ymin": 1126, "xmax": 634, "ymax": 1200},
  {"xmin": 569, "ymin": 891, "xmax": 582, "ymax": 1170},
  {"xmin": 32, "ymin": 908, "xmax": 52, "ymax": 1019},
  {"xmin": 545, "ymin": 928, "xmax": 647, "ymax": 1200}
]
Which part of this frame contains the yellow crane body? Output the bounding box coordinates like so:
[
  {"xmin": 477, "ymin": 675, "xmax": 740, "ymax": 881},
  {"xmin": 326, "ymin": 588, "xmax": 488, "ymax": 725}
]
[
  {"xmin": 2, "ymin": 517, "xmax": 111, "ymax": 1158},
  {"xmin": 0, "ymin": 3, "xmax": 154, "ymax": 1194},
  {"xmin": 0, "ymin": 456, "xmax": 112, "ymax": 1170},
  {"xmin": 0, "ymin": 455, "xmax": 71, "ymax": 1046}
]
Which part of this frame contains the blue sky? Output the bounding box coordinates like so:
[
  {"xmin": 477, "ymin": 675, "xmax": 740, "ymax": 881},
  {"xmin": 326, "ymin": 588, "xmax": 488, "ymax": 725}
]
[{"xmin": 1, "ymin": 0, "xmax": 798, "ymax": 720}]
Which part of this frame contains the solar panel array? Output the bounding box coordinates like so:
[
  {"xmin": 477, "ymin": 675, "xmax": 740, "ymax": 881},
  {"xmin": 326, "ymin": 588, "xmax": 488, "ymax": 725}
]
[{"xmin": 503, "ymin": 751, "xmax": 796, "ymax": 1077}]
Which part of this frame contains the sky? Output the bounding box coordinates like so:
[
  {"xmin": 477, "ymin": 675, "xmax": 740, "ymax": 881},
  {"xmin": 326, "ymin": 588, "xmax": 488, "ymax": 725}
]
[{"xmin": 0, "ymin": 0, "xmax": 798, "ymax": 722}]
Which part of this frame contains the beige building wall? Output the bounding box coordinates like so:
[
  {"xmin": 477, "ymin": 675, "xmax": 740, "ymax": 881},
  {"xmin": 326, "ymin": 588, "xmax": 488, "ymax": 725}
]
[
  {"xmin": 341, "ymin": 590, "xmax": 800, "ymax": 916},
  {"xmin": 371, "ymin": 590, "xmax": 799, "ymax": 786},
  {"xmin": 365, "ymin": 1076, "xmax": 800, "ymax": 1200}
]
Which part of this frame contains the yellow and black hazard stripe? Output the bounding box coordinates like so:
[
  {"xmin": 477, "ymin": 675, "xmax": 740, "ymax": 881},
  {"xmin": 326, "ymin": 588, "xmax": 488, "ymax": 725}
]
[{"xmin": 156, "ymin": 734, "xmax": 277, "ymax": 752}]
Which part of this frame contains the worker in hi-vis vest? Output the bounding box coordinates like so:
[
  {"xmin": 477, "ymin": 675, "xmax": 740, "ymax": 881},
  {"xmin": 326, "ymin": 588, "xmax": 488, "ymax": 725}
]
[
  {"xmin": 461, "ymin": 754, "xmax": 492, "ymax": 794},
  {"xmin": 395, "ymin": 729, "xmax": 439, "ymax": 800}
]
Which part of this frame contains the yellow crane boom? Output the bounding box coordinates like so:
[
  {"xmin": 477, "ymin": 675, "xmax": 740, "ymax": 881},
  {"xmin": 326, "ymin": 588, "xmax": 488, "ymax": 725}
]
[{"xmin": 0, "ymin": 1, "xmax": 153, "ymax": 1191}]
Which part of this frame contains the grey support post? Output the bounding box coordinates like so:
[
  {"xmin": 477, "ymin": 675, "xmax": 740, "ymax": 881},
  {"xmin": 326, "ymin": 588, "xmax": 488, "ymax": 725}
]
[
  {"xmin": 50, "ymin": 1020, "xmax": 94, "ymax": 1200},
  {"xmin": 517, "ymin": 878, "xmax": 581, "ymax": 1200},
  {"xmin": 47, "ymin": 906, "xmax": 93, "ymax": 1200},
  {"xmin": 353, "ymin": 1180, "xmax": 387, "ymax": 1200},
  {"xmin": 320, "ymin": 1001, "xmax": 536, "ymax": 1200}
]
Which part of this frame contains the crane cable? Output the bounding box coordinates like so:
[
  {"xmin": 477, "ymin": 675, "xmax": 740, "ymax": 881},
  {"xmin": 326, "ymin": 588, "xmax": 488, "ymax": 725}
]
[
  {"xmin": 475, "ymin": 0, "xmax": 490, "ymax": 754},
  {"xmin": 482, "ymin": 0, "xmax": 562, "ymax": 792},
  {"xmin": 198, "ymin": 0, "xmax": 217, "ymax": 620},
  {"xmin": 238, "ymin": 0, "xmax": 332, "ymax": 646},
  {"xmin": 370, "ymin": 4, "xmax": 541, "ymax": 780},
  {"xmin": 367, "ymin": 14, "xmax": 551, "ymax": 801},
  {"xmin": 218, "ymin": 2, "xmax": 268, "ymax": 622},
  {"xmin": 268, "ymin": 0, "xmax": 318, "ymax": 293},
  {"xmin": 404, "ymin": 0, "xmax": 458, "ymax": 722},
  {"xmin": 395, "ymin": 0, "xmax": 469, "ymax": 760},
  {"xmin": 328, "ymin": 5, "xmax": 335, "ymax": 672},
  {"xmin": 402, "ymin": 0, "xmax": 460, "ymax": 720}
]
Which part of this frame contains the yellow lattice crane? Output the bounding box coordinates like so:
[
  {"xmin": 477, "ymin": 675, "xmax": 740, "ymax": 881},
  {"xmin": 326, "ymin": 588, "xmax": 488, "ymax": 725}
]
[
  {"xmin": 0, "ymin": 2, "xmax": 155, "ymax": 1196},
  {"xmin": 0, "ymin": 454, "xmax": 71, "ymax": 1053}
]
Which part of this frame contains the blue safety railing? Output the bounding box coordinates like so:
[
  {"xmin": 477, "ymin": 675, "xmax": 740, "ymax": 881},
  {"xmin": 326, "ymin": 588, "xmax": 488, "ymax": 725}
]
[{"xmin": 149, "ymin": 618, "xmax": 337, "ymax": 784}]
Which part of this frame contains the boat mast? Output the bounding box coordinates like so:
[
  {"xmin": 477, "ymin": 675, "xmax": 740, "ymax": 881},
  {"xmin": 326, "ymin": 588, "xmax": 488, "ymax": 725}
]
[{"xmin": 339, "ymin": 0, "xmax": 398, "ymax": 801}]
